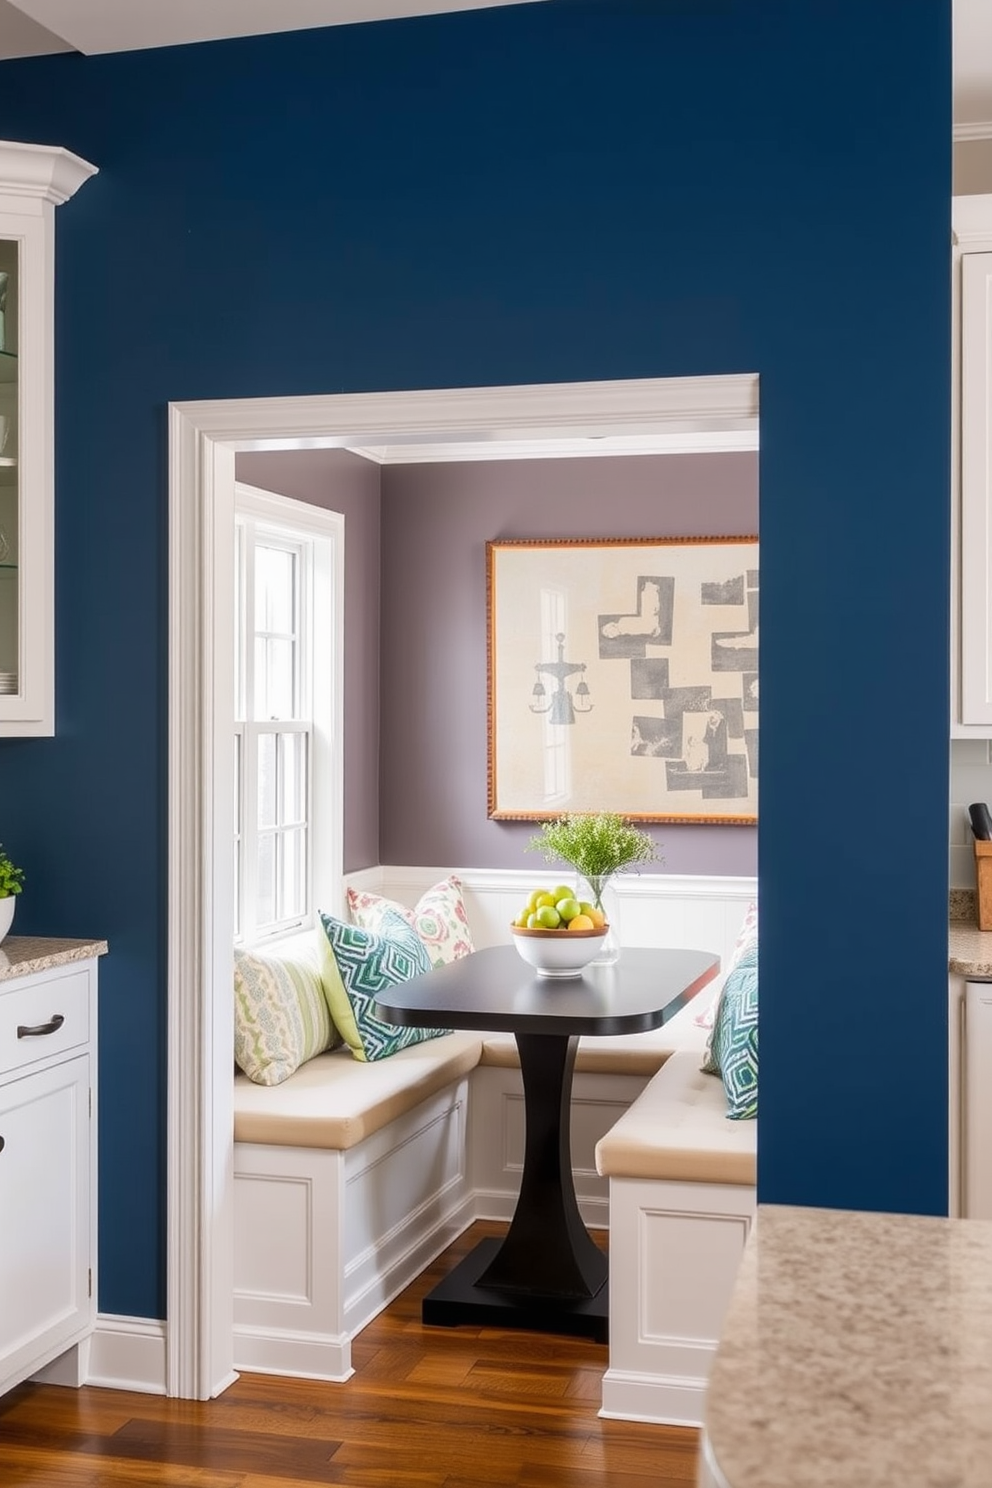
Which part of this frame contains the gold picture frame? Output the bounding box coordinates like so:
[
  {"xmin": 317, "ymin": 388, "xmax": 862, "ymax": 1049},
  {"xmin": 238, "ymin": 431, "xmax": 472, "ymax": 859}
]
[{"xmin": 486, "ymin": 536, "xmax": 758, "ymax": 823}]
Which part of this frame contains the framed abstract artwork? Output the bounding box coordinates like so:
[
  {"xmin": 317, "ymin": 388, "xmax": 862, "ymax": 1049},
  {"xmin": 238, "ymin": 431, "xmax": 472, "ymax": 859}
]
[{"xmin": 486, "ymin": 536, "xmax": 758, "ymax": 823}]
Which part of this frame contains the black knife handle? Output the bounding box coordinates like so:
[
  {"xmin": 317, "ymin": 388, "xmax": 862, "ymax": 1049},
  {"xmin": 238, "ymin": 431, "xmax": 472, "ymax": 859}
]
[{"xmin": 969, "ymin": 803, "xmax": 992, "ymax": 841}]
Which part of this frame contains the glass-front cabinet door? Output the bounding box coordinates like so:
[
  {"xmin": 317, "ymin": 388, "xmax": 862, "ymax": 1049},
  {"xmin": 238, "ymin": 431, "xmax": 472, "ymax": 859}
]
[{"xmin": 0, "ymin": 141, "xmax": 96, "ymax": 737}]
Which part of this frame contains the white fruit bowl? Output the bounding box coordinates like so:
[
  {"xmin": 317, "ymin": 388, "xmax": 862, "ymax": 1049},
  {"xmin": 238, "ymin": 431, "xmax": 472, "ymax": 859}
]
[{"xmin": 510, "ymin": 923, "xmax": 609, "ymax": 978}]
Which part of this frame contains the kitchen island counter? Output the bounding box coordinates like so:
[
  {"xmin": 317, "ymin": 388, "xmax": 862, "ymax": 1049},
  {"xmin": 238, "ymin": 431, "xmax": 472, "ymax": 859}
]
[{"xmin": 700, "ymin": 1203, "xmax": 992, "ymax": 1488}]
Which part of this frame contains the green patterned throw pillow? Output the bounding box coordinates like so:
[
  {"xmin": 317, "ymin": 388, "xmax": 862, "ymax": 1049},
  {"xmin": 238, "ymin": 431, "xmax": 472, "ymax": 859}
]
[
  {"xmin": 317, "ymin": 908, "xmax": 451, "ymax": 1062},
  {"xmin": 702, "ymin": 937, "xmax": 758, "ymax": 1120},
  {"xmin": 234, "ymin": 944, "xmax": 340, "ymax": 1086}
]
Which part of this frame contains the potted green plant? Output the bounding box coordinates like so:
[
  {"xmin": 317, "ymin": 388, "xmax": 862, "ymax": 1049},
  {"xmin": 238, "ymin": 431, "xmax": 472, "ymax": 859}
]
[
  {"xmin": 0, "ymin": 842, "xmax": 24, "ymax": 944},
  {"xmin": 527, "ymin": 812, "xmax": 660, "ymax": 965}
]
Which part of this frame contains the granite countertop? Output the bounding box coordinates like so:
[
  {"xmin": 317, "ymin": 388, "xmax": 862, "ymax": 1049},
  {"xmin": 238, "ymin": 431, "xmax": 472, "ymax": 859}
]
[
  {"xmin": 703, "ymin": 1203, "xmax": 992, "ymax": 1488},
  {"xmin": 949, "ymin": 887, "xmax": 992, "ymax": 976},
  {"xmin": 0, "ymin": 935, "xmax": 108, "ymax": 982}
]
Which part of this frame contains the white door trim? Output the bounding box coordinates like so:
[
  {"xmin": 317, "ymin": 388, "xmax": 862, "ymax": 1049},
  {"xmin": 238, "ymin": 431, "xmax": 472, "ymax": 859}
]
[{"xmin": 167, "ymin": 373, "xmax": 759, "ymax": 1399}]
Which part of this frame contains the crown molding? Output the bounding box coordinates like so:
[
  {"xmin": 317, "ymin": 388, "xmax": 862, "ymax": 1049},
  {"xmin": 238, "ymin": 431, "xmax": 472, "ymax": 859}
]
[
  {"xmin": 953, "ymin": 193, "xmax": 992, "ymax": 246},
  {"xmin": 172, "ymin": 374, "xmax": 760, "ymax": 451},
  {"xmin": 347, "ymin": 428, "xmax": 759, "ymax": 464},
  {"xmin": 0, "ymin": 139, "xmax": 97, "ymax": 204}
]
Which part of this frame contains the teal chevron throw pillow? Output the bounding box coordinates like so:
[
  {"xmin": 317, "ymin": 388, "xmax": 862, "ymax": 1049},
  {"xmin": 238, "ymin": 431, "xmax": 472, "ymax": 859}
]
[
  {"xmin": 702, "ymin": 937, "xmax": 758, "ymax": 1120},
  {"xmin": 317, "ymin": 908, "xmax": 451, "ymax": 1062}
]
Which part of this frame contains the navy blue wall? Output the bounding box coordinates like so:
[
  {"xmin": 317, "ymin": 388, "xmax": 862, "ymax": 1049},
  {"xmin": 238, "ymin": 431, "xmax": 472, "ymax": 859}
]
[{"xmin": 0, "ymin": 0, "xmax": 951, "ymax": 1320}]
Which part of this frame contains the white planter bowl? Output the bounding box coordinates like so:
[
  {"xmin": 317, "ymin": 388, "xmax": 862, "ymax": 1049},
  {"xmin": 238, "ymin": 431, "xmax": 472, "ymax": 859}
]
[
  {"xmin": 510, "ymin": 923, "xmax": 609, "ymax": 978},
  {"xmin": 0, "ymin": 894, "xmax": 15, "ymax": 944}
]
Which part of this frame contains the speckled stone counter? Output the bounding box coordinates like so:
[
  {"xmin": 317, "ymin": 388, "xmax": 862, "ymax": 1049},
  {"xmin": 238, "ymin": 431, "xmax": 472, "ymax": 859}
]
[
  {"xmin": 0, "ymin": 935, "xmax": 108, "ymax": 981},
  {"xmin": 949, "ymin": 922, "xmax": 992, "ymax": 977},
  {"xmin": 949, "ymin": 888, "xmax": 992, "ymax": 976},
  {"xmin": 702, "ymin": 1204, "xmax": 992, "ymax": 1488}
]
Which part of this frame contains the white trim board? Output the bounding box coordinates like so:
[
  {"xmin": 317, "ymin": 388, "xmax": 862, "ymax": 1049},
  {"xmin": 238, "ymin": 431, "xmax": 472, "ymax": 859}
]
[
  {"xmin": 168, "ymin": 373, "xmax": 759, "ymax": 1399},
  {"xmin": 32, "ymin": 1315, "xmax": 168, "ymax": 1396}
]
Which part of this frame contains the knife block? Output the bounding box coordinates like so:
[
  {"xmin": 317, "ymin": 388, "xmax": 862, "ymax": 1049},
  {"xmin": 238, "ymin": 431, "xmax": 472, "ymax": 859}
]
[{"xmin": 975, "ymin": 841, "xmax": 992, "ymax": 930}]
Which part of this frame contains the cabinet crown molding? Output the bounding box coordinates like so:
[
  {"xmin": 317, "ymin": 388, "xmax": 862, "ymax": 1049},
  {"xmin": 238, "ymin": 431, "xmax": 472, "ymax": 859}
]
[
  {"xmin": 0, "ymin": 139, "xmax": 97, "ymax": 205},
  {"xmin": 953, "ymin": 194, "xmax": 992, "ymax": 248}
]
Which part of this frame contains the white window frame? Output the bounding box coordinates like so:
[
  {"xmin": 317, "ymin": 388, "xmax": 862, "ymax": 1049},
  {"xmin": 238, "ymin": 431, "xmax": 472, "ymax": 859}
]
[{"xmin": 234, "ymin": 481, "xmax": 344, "ymax": 948}]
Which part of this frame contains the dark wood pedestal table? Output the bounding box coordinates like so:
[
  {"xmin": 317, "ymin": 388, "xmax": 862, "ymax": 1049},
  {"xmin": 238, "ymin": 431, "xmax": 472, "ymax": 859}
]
[{"xmin": 374, "ymin": 943, "xmax": 719, "ymax": 1343}]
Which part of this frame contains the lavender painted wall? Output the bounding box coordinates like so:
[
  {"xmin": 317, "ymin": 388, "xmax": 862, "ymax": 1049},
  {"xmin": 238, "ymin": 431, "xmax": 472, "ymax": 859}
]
[
  {"xmin": 380, "ymin": 452, "xmax": 758, "ymax": 875},
  {"xmin": 235, "ymin": 449, "xmax": 381, "ymax": 873}
]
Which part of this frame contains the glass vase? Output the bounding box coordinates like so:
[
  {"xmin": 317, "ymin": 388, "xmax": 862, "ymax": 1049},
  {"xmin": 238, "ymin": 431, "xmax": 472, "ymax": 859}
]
[{"xmin": 576, "ymin": 873, "xmax": 621, "ymax": 966}]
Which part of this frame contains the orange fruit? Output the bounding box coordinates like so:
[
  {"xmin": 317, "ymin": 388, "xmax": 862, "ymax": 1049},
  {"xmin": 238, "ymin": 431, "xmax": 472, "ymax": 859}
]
[
  {"xmin": 568, "ymin": 914, "xmax": 595, "ymax": 931},
  {"xmin": 586, "ymin": 906, "xmax": 607, "ymax": 929}
]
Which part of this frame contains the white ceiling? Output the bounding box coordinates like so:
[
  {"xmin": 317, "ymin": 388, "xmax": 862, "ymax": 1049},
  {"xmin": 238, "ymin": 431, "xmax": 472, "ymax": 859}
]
[
  {"xmin": 0, "ymin": 0, "xmax": 988, "ymax": 128},
  {"xmin": 0, "ymin": 0, "xmax": 541, "ymax": 59}
]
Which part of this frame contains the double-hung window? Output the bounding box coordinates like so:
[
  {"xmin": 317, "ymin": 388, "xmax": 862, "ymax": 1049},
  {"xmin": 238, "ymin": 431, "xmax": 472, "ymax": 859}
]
[{"xmin": 234, "ymin": 484, "xmax": 343, "ymax": 947}]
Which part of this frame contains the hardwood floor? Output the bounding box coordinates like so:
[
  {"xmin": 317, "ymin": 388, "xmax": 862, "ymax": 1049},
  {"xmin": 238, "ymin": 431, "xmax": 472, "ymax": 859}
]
[{"xmin": 0, "ymin": 1222, "xmax": 701, "ymax": 1487}]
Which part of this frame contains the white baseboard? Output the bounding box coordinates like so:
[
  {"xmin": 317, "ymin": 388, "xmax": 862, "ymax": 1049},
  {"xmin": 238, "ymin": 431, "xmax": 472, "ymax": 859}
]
[
  {"xmin": 599, "ymin": 1366, "xmax": 708, "ymax": 1428},
  {"xmin": 51, "ymin": 1315, "xmax": 169, "ymax": 1395},
  {"xmin": 233, "ymin": 1324, "xmax": 353, "ymax": 1384}
]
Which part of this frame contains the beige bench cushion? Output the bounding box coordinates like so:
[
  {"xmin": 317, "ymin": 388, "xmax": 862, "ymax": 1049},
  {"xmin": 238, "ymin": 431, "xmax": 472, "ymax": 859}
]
[
  {"xmin": 233, "ymin": 1031, "xmax": 483, "ymax": 1151},
  {"xmin": 479, "ymin": 991, "xmax": 714, "ymax": 1076},
  {"xmin": 595, "ymin": 1049, "xmax": 756, "ymax": 1186}
]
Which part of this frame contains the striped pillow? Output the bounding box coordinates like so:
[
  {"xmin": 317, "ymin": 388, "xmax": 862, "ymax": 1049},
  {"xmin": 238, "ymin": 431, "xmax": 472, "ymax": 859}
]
[{"xmin": 234, "ymin": 944, "xmax": 341, "ymax": 1086}]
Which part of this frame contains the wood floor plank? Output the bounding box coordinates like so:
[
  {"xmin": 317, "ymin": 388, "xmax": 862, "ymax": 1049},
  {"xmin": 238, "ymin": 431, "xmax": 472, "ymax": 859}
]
[
  {"xmin": 0, "ymin": 1444, "xmax": 246, "ymax": 1487},
  {"xmin": 0, "ymin": 1223, "xmax": 701, "ymax": 1488}
]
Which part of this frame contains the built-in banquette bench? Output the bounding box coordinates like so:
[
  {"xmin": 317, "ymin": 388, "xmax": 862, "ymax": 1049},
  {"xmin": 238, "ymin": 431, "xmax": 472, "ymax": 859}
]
[
  {"xmin": 595, "ymin": 1049, "xmax": 756, "ymax": 1426},
  {"xmin": 233, "ymin": 874, "xmax": 761, "ymax": 1422},
  {"xmin": 232, "ymin": 985, "xmax": 755, "ymax": 1426}
]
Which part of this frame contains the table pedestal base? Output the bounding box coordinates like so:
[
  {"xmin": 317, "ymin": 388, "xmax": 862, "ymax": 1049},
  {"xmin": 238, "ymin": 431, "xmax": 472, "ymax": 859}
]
[{"xmin": 422, "ymin": 1236, "xmax": 609, "ymax": 1342}]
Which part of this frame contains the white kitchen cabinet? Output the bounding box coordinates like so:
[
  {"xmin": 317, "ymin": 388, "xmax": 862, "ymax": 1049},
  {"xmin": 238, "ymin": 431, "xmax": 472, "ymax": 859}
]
[
  {"xmin": 0, "ymin": 141, "xmax": 96, "ymax": 737},
  {"xmin": 0, "ymin": 950, "xmax": 101, "ymax": 1395},
  {"xmin": 954, "ymin": 195, "xmax": 992, "ymax": 734}
]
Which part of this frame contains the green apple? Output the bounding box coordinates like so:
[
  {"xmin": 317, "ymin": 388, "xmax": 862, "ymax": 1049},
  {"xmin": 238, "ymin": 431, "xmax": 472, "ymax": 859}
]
[
  {"xmin": 535, "ymin": 905, "xmax": 561, "ymax": 929},
  {"xmin": 555, "ymin": 897, "xmax": 582, "ymax": 923}
]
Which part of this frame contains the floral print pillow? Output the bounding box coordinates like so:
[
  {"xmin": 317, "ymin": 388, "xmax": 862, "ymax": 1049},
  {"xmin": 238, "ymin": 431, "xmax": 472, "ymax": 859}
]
[
  {"xmin": 347, "ymin": 876, "xmax": 474, "ymax": 968},
  {"xmin": 694, "ymin": 900, "xmax": 758, "ymax": 1028}
]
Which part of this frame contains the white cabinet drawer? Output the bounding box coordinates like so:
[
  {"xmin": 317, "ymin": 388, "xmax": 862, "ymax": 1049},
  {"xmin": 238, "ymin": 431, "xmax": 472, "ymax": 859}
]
[{"xmin": 0, "ymin": 966, "xmax": 91, "ymax": 1076}]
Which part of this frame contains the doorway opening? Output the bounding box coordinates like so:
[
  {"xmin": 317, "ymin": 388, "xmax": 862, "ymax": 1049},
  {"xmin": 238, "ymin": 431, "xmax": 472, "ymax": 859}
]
[{"xmin": 168, "ymin": 373, "xmax": 759, "ymax": 1399}]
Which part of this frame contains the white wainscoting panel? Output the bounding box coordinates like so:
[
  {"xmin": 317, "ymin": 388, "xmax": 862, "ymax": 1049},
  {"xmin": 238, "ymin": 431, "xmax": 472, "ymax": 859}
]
[
  {"xmin": 601, "ymin": 1176, "xmax": 755, "ymax": 1428},
  {"xmin": 370, "ymin": 867, "xmax": 756, "ymax": 976},
  {"xmin": 233, "ymin": 1078, "xmax": 474, "ymax": 1383},
  {"xmin": 469, "ymin": 1064, "xmax": 652, "ymax": 1229}
]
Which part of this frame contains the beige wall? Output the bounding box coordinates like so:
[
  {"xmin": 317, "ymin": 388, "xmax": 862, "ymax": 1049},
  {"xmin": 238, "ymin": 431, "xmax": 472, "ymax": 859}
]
[{"xmin": 954, "ymin": 138, "xmax": 992, "ymax": 194}]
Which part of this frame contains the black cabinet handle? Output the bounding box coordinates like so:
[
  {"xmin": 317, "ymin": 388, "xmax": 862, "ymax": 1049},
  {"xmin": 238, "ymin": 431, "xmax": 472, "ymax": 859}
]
[
  {"xmin": 0, "ymin": 1136, "xmax": 5, "ymax": 1153},
  {"xmin": 16, "ymin": 1013, "xmax": 65, "ymax": 1039}
]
